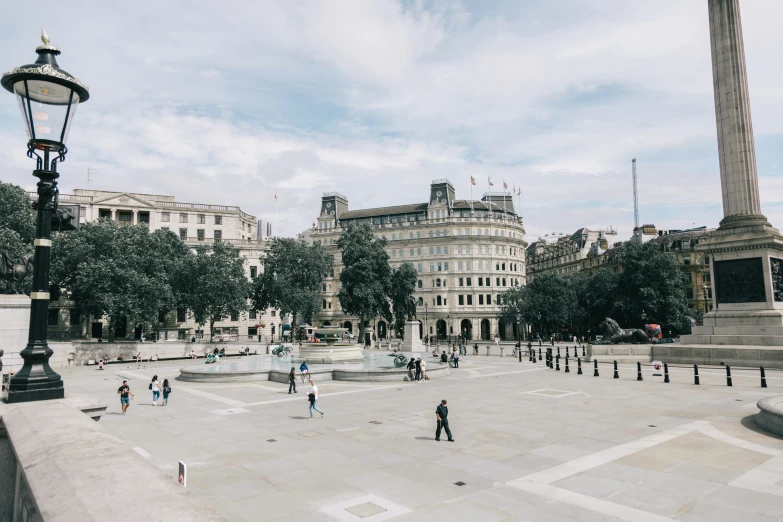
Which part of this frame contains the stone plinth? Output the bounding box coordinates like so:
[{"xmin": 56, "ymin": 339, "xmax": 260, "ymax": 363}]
[
  {"xmin": 400, "ymin": 321, "xmax": 423, "ymax": 352},
  {"xmin": 756, "ymin": 396, "xmax": 783, "ymax": 436},
  {"xmin": 0, "ymin": 294, "xmax": 31, "ymax": 374},
  {"xmin": 299, "ymin": 343, "xmax": 363, "ymax": 363}
]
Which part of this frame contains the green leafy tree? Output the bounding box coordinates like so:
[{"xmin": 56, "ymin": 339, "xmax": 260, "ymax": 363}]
[
  {"xmin": 570, "ymin": 268, "xmax": 619, "ymax": 337},
  {"xmin": 0, "ymin": 182, "xmax": 35, "ymax": 294},
  {"xmin": 389, "ymin": 262, "xmax": 418, "ymax": 336},
  {"xmin": 251, "ymin": 238, "xmax": 332, "ymax": 336},
  {"xmin": 503, "ymin": 273, "xmax": 575, "ymax": 337},
  {"xmin": 497, "ymin": 284, "xmax": 530, "ymax": 332},
  {"xmin": 337, "ymin": 223, "xmax": 392, "ymax": 332},
  {"xmin": 179, "ymin": 242, "xmax": 250, "ymax": 342},
  {"xmin": 612, "ymin": 241, "xmax": 692, "ymax": 328},
  {"xmin": 51, "ymin": 220, "xmax": 190, "ymax": 339}
]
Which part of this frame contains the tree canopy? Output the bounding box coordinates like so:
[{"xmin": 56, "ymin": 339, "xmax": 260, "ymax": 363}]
[
  {"xmin": 178, "ymin": 242, "xmax": 250, "ymax": 342},
  {"xmin": 389, "ymin": 262, "xmax": 418, "ymax": 335},
  {"xmin": 337, "ymin": 223, "xmax": 392, "ymax": 330},
  {"xmin": 251, "ymin": 237, "xmax": 332, "ymax": 331},
  {"xmin": 499, "ymin": 241, "xmax": 693, "ymax": 338},
  {"xmin": 51, "ymin": 219, "xmax": 190, "ymax": 338},
  {"xmin": 0, "ymin": 182, "xmax": 35, "ymax": 294}
]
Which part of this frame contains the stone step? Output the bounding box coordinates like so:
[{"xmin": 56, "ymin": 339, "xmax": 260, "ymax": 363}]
[
  {"xmin": 691, "ymin": 326, "xmax": 783, "ymax": 336},
  {"xmin": 681, "ymin": 333, "xmax": 783, "ymax": 346}
]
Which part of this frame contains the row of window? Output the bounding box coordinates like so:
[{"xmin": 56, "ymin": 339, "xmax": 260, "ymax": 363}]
[
  {"xmin": 162, "ymin": 227, "xmax": 223, "ymax": 241},
  {"xmin": 161, "ymin": 212, "xmax": 223, "ymax": 225},
  {"xmin": 385, "ymin": 227, "xmax": 522, "ymax": 241},
  {"xmin": 457, "ymin": 294, "xmax": 494, "ymax": 306},
  {"xmin": 391, "ymin": 245, "xmax": 521, "ymax": 258},
  {"xmin": 414, "ymin": 276, "xmax": 520, "ymax": 289},
  {"xmin": 406, "ymin": 260, "xmax": 522, "ymax": 273}
]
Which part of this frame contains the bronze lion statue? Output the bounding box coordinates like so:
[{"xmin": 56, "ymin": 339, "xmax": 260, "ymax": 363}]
[{"xmin": 593, "ymin": 317, "xmax": 649, "ymax": 344}]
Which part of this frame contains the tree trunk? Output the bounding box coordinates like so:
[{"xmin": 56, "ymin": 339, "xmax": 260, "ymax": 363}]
[{"xmin": 209, "ymin": 315, "xmax": 215, "ymax": 343}]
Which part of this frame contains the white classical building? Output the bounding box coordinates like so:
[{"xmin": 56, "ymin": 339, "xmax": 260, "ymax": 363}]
[
  {"xmin": 35, "ymin": 189, "xmax": 280, "ymax": 342},
  {"xmin": 304, "ymin": 180, "xmax": 527, "ymax": 342},
  {"xmin": 525, "ymin": 227, "xmax": 618, "ymax": 280}
]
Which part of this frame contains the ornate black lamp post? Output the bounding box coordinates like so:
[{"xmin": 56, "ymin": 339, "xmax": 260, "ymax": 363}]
[{"xmin": 2, "ymin": 31, "xmax": 89, "ymax": 403}]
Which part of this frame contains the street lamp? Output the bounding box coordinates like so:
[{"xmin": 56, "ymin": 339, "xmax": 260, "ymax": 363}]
[
  {"xmin": 446, "ymin": 314, "xmax": 450, "ymax": 343},
  {"xmin": 2, "ymin": 31, "xmax": 89, "ymax": 403}
]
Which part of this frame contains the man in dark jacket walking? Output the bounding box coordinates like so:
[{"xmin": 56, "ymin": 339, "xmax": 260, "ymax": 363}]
[
  {"xmin": 435, "ymin": 400, "xmax": 454, "ymax": 442},
  {"xmin": 407, "ymin": 357, "xmax": 416, "ymax": 381},
  {"xmin": 288, "ymin": 367, "xmax": 297, "ymax": 394}
]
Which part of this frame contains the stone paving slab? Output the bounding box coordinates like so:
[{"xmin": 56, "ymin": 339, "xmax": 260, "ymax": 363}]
[{"xmin": 56, "ymin": 355, "xmax": 783, "ymax": 521}]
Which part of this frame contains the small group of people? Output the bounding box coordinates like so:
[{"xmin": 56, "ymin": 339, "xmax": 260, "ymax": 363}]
[
  {"xmin": 406, "ymin": 357, "xmax": 427, "ymax": 381},
  {"xmin": 117, "ymin": 374, "xmax": 172, "ymax": 413}
]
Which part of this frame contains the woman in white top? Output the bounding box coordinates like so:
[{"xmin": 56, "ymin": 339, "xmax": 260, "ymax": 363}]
[
  {"xmin": 420, "ymin": 358, "xmax": 427, "ymax": 380},
  {"xmin": 150, "ymin": 375, "xmax": 161, "ymax": 405},
  {"xmin": 308, "ymin": 380, "xmax": 324, "ymax": 419}
]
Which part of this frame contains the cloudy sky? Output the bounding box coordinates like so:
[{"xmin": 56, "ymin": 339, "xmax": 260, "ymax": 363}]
[{"xmin": 1, "ymin": 0, "xmax": 782, "ymax": 242}]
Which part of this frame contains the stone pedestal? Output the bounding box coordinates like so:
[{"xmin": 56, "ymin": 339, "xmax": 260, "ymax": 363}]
[
  {"xmin": 0, "ymin": 295, "xmax": 31, "ymax": 374},
  {"xmin": 362, "ymin": 327, "xmax": 374, "ymax": 349},
  {"xmin": 399, "ymin": 321, "xmax": 423, "ymax": 352},
  {"xmin": 682, "ymin": 225, "xmax": 783, "ymax": 346}
]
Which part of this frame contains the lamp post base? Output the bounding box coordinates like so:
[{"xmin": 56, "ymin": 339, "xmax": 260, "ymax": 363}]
[{"xmin": 6, "ymin": 383, "xmax": 64, "ymax": 403}]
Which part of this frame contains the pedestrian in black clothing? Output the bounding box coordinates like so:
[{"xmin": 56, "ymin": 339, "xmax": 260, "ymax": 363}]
[
  {"xmin": 288, "ymin": 366, "xmax": 297, "ymax": 394},
  {"xmin": 406, "ymin": 357, "xmax": 416, "ymax": 381},
  {"xmin": 414, "ymin": 358, "xmax": 422, "ymax": 382},
  {"xmin": 527, "ymin": 342, "xmax": 532, "ymax": 356},
  {"xmin": 435, "ymin": 400, "xmax": 454, "ymax": 442}
]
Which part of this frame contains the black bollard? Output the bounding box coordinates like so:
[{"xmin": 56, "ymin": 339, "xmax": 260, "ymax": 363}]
[
  {"xmin": 539, "ymin": 347, "xmax": 542, "ymax": 361},
  {"xmin": 519, "ymin": 349, "xmax": 522, "ymax": 362},
  {"xmin": 613, "ymin": 360, "xmax": 619, "ymax": 379},
  {"xmin": 664, "ymin": 363, "xmax": 670, "ymax": 383},
  {"xmin": 565, "ymin": 356, "xmax": 570, "ymax": 373},
  {"xmin": 726, "ymin": 365, "xmax": 732, "ymax": 387},
  {"xmin": 557, "ymin": 347, "xmax": 561, "ymax": 358},
  {"xmin": 694, "ymin": 364, "xmax": 700, "ymax": 385},
  {"xmin": 532, "ymin": 350, "xmax": 536, "ymax": 363},
  {"xmin": 573, "ymin": 346, "xmax": 577, "ymax": 358},
  {"xmin": 577, "ymin": 358, "xmax": 583, "ymax": 375},
  {"xmin": 593, "ymin": 359, "xmax": 599, "ymax": 377},
  {"xmin": 761, "ymin": 366, "xmax": 767, "ymax": 388},
  {"xmin": 637, "ymin": 361, "xmax": 643, "ymax": 381},
  {"xmin": 582, "ymin": 345, "xmax": 586, "ymax": 357},
  {"xmin": 556, "ymin": 354, "xmax": 560, "ymax": 371}
]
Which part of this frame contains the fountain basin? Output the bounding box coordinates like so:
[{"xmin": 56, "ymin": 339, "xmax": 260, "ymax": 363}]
[{"xmin": 177, "ymin": 352, "xmax": 450, "ymax": 383}]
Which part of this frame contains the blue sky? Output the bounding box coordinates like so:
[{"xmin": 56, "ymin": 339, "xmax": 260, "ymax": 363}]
[{"xmin": 1, "ymin": 0, "xmax": 782, "ymax": 241}]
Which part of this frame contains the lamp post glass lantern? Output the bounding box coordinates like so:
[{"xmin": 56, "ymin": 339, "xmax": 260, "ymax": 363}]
[{"xmin": 1, "ymin": 30, "xmax": 89, "ymax": 403}]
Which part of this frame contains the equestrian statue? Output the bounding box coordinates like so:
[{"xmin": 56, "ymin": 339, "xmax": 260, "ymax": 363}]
[{"xmin": 592, "ymin": 317, "xmax": 649, "ymax": 344}]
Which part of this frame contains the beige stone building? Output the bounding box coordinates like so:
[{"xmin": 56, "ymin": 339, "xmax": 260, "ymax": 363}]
[
  {"xmin": 526, "ymin": 227, "xmax": 618, "ymax": 280},
  {"xmin": 305, "ymin": 180, "xmax": 527, "ymax": 341},
  {"xmin": 35, "ymin": 189, "xmax": 279, "ymax": 342}
]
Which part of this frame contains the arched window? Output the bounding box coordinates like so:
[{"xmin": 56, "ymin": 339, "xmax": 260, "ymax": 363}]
[
  {"xmin": 443, "ymin": 229, "xmax": 447, "ymax": 236},
  {"xmin": 392, "ymin": 233, "xmax": 397, "ymax": 240},
  {"xmin": 417, "ymin": 279, "xmax": 422, "ymax": 289},
  {"xmin": 418, "ymin": 297, "xmax": 423, "ymax": 306},
  {"xmin": 436, "ymin": 231, "xmax": 441, "ymax": 237},
  {"xmin": 436, "ymin": 278, "xmax": 442, "ymax": 288},
  {"xmin": 502, "ymin": 262, "xmax": 506, "ymax": 270},
  {"xmin": 417, "ymin": 248, "xmax": 422, "ymax": 256},
  {"xmin": 392, "ymin": 250, "xmax": 397, "ymax": 258},
  {"xmin": 437, "ymin": 295, "xmax": 442, "ymax": 306}
]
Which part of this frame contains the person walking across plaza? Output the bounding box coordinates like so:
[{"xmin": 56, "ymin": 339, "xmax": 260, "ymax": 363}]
[
  {"xmin": 288, "ymin": 366, "xmax": 298, "ymax": 394},
  {"xmin": 435, "ymin": 400, "xmax": 454, "ymax": 442},
  {"xmin": 150, "ymin": 375, "xmax": 161, "ymax": 406},
  {"xmin": 414, "ymin": 357, "xmax": 422, "ymax": 382},
  {"xmin": 452, "ymin": 349, "xmax": 460, "ymax": 368},
  {"xmin": 117, "ymin": 380, "xmax": 134, "ymax": 414},
  {"xmin": 162, "ymin": 378, "xmax": 171, "ymax": 406},
  {"xmin": 420, "ymin": 357, "xmax": 427, "ymax": 381},
  {"xmin": 308, "ymin": 380, "xmax": 324, "ymax": 418}
]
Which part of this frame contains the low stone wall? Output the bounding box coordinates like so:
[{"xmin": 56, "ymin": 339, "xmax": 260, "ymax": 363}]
[
  {"xmin": 52, "ymin": 341, "xmax": 264, "ymax": 367},
  {"xmin": 586, "ymin": 344, "xmax": 652, "ymax": 363},
  {"xmin": 0, "ymin": 295, "xmax": 31, "ymax": 373},
  {"xmin": 756, "ymin": 396, "xmax": 783, "ymax": 436},
  {"xmin": 333, "ymin": 363, "xmax": 450, "ymax": 382},
  {"xmin": 652, "ymin": 345, "xmax": 783, "ymax": 369},
  {"xmin": 0, "ymin": 399, "xmax": 226, "ymax": 521}
]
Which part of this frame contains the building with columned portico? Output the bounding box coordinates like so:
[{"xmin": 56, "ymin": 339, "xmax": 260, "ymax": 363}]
[{"xmin": 304, "ymin": 180, "xmax": 527, "ymax": 342}]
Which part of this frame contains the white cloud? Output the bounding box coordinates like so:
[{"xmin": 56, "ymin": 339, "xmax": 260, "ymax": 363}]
[{"xmin": 0, "ymin": 0, "xmax": 781, "ymax": 242}]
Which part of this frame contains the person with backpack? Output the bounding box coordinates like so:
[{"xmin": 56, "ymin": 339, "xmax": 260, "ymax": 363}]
[
  {"xmin": 149, "ymin": 375, "xmax": 161, "ymax": 406},
  {"xmin": 162, "ymin": 379, "xmax": 171, "ymax": 406}
]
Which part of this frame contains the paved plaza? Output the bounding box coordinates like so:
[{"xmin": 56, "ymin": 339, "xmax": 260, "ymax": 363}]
[{"xmin": 62, "ymin": 353, "xmax": 783, "ymax": 522}]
